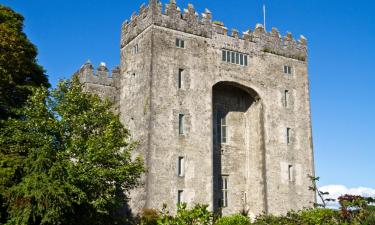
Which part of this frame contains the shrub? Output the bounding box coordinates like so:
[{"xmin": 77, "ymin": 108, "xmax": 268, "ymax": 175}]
[
  {"xmin": 299, "ymin": 208, "xmax": 341, "ymax": 225},
  {"xmin": 140, "ymin": 208, "xmax": 159, "ymax": 225},
  {"xmin": 157, "ymin": 203, "xmax": 213, "ymax": 225},
  {"xmin": 214, "ymin": 214, "xmax": 250, "ymax": 225}
]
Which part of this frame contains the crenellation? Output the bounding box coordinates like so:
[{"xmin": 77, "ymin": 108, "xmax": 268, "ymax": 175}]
[
  {"xmin": 201, "ymin": 8, "xmax": 212, "ymax": 23},
  {"xmin": 231, "ymin": 29, "xmax": 239, "ymax": 38},
  {"xmin": 285, "ymin": 32, "xmax": 293, "ymax": 41},
  {"xmin": 165, "ymin": 0, "xmax": 180, "ymax": 19},
  {"xmin": 299, "ymin": 35, "xmax": 307, "ymax": 45},
  {"xmin": 77, "ymin": 61, "xmax": 120, "ymax": 88},
  {"xmin": 271, "ymin": 27, "xmax": 281, "ymax": 39},
  {"xmin": 243, "ymin": 30, "xmax": 252, "ymax": 42},
  {"xmin": 213, "ymin": 23, "xmax": 227, "ymax": 35},
  {"xmin": 121, "ymin": 0, "xmax": 307, "ymax": 61}
]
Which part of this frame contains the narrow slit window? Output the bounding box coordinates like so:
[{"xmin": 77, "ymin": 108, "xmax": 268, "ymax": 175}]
[
  {"xmin": 235, "ymin": 53, "xmax": 239, "ymax": 64},
  {"xmin": 179, "ymin": 114, "xmax": 184, "ymax": 135},
  {"xmin": 240, "ymin": 54, "xmax": 244, "ymax": 65},
  {"xmin": 286, "ymin": 128, "xmax": 291, "ymax": 144},
  {"xmin": 231, "ymin": 52, "xmax": 235, "ymax": 64},
  {"xmin": 177, "ymin": 190, "xmax": 183, "ymax": 204},
  {"xmin": 222, "ymin": 50, "xmax": 226, "ymax": 62},
  {"xmin": 221, "ymin": 176, "xmax": 228, "ymax": 207},
  {"xmin": 288, "ymin": 165, "xmax": 293, "ymax": 182},
  {"xmin": 244, "ymin": 55, "xmax": 248, "ymax": 66},
  {"xmin": 221, "ymin": 115, "xmax": 227, "ymax": 144},
  {"xmin": 132, "ymin": 44, "xmax": 139, "ymax": 55},
  {"xmin": 178, "ymin": 157, "xmax": 184, "ymax": 176},
  {"xmin": 284, "ymin": 90, "xmax": 289, "ymax": 107},
  {"xmin": 226, "ymin": 51, "xmax": 231, "ymax": 63},
  {"xmin": 178, "ymin": 69, "xmax": 184, "ymax": 89}
]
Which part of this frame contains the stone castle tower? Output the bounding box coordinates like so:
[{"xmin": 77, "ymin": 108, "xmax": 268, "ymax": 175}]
[{"xmin": 75, "ymin": 0, "xmax": 315, "ymax": 216}]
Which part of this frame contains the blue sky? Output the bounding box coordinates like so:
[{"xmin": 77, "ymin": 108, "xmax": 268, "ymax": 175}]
[{"xmin": 2, "ymin": 0, "xmax": 374, "ymax": 189}]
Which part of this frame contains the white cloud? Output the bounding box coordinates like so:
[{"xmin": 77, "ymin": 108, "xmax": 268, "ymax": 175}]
[{"xmin": 318, "ymin": 185, "xmax": 375, "ymax": 208}]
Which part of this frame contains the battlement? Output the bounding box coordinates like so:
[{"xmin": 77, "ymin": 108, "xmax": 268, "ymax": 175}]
[
  {"xmin": 77, "ymin": 61, "xmax": 121, "ymax": 88},
  {"xmin": 121, "ymin": 0, "xmax": 307, "ymax": 61}
]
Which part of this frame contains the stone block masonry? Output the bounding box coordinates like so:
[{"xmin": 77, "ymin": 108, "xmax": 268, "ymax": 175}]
[{"xmin": 74, "ymin": 0, "xmax": 315, "ymax": 217}]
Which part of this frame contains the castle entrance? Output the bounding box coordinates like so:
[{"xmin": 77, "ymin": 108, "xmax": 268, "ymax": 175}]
[{"xmin": 212, "ymin": 82, "xmax": 263, "ymax": 214}]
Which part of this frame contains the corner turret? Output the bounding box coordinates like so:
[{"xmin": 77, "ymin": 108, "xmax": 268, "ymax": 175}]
[{"xmin": 76, "ymin": 61, "xmax": 121, "ymax": 109}]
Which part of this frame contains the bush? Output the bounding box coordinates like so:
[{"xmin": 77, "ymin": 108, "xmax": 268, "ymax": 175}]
[
  {"xmin": 299, "ymin": 208, "xmax": 341, "ymax": 225},
  {"xmin": 158, "ymin": 203, "xmax": 213, "ymax": 225},
  {"xmin": 215, "ymin": 214, "xmax": 250, "ymax": 225},
  {"xmin": 140, "ymin": 208, "xmax": 159, "ymax": 225}
]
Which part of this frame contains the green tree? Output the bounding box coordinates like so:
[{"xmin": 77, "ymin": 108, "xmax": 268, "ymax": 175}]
[
  {"xmin": 0, "ymin": 77, "xmax": 144, "ymax": 225},
  {"xmin": 0, "ymin": 4, "xmax": 49, "ymax": 120}
]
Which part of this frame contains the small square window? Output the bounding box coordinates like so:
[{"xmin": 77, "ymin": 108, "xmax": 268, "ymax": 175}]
[
  {"xmin": 284, "ymin": 65, "xmax": 292, "ymax": 75},
  {"xmin": 176, "ymin": 38, "xmax": 185, "ymax": 48}
]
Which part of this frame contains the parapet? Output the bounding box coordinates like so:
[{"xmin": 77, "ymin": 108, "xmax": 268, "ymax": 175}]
[
  {"xmin": 121, "ymin": 0, "xmax": 213, "ymax": 48},
  {"xmin": 77, "ymin": 61, "xmax": 121, "ymax": 88},
  {"xmin": 121, "ymin": 0, "xmax": 307, "ymax": 61}
]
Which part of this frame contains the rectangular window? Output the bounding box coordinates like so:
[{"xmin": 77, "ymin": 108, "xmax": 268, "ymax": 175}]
[
  {"xmin": 288, "ymin": 165, "xmax": 293, "ymax": 182},
  {"xmin": 286, "ymin": 128, "xmax": 291, "ymax": 144},
  {"xmin": 222, "ymin": 50, "xmax": 226, "ymax": 62},
  {"xmin": 284, "ymin": 65, "xmax": 292, "ymax": 75},
  {"xmin": 221, "ymin": 176, "xmax": 228, "ymax": 207},
  {"xmin": 222, "ymin": 49, "xmax": 248, "ymax": 66},
  {"xmin": 179, "ymin": 114, "xmax": 184, "ymax": 135},
  {"xmin": 177, "ymin": 190, "xmax": 183, "ymax": 204},
  {"xmin": 284, "ymin": 90, "xmax": 289, "ymax": 107},
  {"xmin": 178, "ymin": 157, "xmax": 184, "ymax": 176},
  {"xmin": 178, "ymin": 69, "xmax": 184, "ymax": 89},
  {"xmin": 221, "ymin": 116, "xmax": 227, "ymax": 144},
  {"xmin": 176, "ymin": 38, "xmax": 185, "ymax": 48}
]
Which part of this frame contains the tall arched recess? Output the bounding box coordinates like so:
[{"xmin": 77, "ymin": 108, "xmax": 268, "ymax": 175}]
[{"xmin": 212, "ymin": 81, "xmax": 267, "ymax": 215}]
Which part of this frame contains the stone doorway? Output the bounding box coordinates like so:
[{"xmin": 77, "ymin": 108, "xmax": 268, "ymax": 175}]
[{"xmin": 212, "ymin": 82, "xmax": 264, "ymax": 215}]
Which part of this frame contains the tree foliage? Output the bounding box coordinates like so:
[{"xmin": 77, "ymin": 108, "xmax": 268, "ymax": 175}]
[
  {"xmin": 157, "ymin": 203, "xmax": 213, "ymax": 225},
  {"xmin": 0, "ymin": 4, "xmax": 49, "ymax": 119},
  {"xmin": 138, "ymin": 198, "xmax": 375, "ymax": 225},
  {"xmin": 0, "ymin": 77, "xmax": 144, "ymax": 225}
]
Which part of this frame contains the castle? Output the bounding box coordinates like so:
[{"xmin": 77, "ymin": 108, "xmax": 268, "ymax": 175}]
[{"xmin": 75, "ymin": 0, "xmax": 315, "ymax": 216}]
